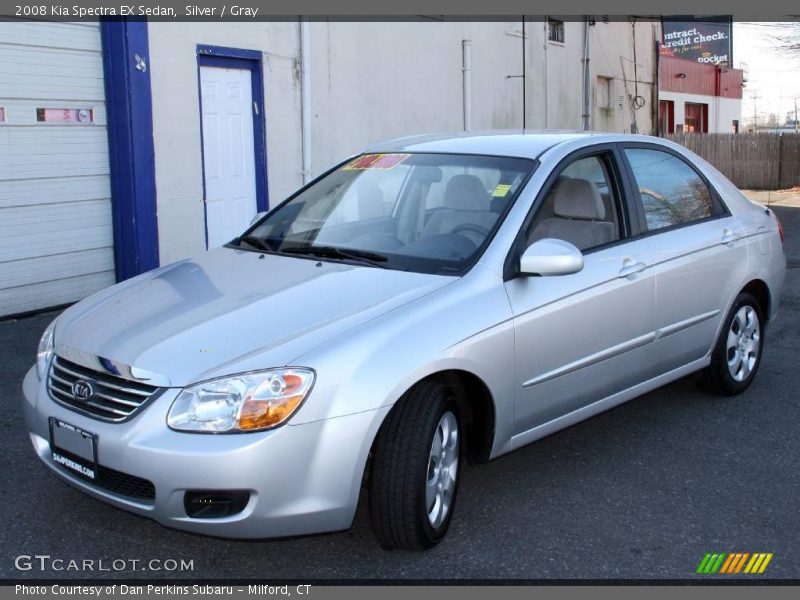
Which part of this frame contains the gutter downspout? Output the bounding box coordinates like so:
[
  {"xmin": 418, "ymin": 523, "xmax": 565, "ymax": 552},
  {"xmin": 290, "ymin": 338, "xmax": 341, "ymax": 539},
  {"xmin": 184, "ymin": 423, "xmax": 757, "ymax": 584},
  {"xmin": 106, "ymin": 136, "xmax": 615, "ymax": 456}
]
[
  {"xmin": 300, "ymin": 18, "xmax": 312, "ymax": 184},
  {"xmin": 522, "ymin": 17, "xmax": 527, "ymax": 130},
  {"xmin": 655, "ymin": 39, "xmax": 661, "ymax": 135},
  {"xmin": 462, "ymin": 39, "xmax": 472, "ymax": 131},
  {"xmin": 581, "ymin": 16, "xmax": 590, "ymax": 130},
  {"xmin": 714, "ymin": 67, "xmax": 721, "ymax": 133},
  {"xmin": 543, "ymin": 18, "xmax": 549, "ymax": 128}
]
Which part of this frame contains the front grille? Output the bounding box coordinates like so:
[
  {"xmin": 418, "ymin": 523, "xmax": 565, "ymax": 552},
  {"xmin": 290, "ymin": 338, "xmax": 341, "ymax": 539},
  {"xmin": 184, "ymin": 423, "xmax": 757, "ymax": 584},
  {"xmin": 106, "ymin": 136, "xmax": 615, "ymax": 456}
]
[
  {"xmin": 53, "ymin": 448, "xmax": 156, "ymax": 502},
  {"xmin": 48, "ymin": 356, "xmax": 162, "ymax": 422}
]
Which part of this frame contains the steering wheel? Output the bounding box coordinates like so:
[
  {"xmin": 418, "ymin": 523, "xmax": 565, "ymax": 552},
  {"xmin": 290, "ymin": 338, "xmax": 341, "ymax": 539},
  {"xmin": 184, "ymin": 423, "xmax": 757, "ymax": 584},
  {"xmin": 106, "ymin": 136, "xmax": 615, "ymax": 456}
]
[{"xmin": 450, "ymin": 223, "xmax": 492, "ymax": 239}]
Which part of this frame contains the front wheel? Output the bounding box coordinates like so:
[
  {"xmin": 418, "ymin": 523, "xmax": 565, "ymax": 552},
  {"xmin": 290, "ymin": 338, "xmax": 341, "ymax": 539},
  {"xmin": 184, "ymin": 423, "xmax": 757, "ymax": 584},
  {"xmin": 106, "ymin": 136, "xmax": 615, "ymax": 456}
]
[
  {"xmin": 699, "ymin": 291, "xmax": 765, "ymax": 395},
  {"xmin": 368, "ymin": 382, "xmax": 462, "ymax": 550}
]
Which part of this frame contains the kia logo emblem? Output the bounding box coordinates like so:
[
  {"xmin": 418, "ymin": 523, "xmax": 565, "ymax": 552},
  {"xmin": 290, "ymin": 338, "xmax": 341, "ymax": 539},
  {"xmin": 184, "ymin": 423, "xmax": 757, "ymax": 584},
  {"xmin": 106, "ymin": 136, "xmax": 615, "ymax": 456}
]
[{"xmin": 71, "ymin": 380, "xmax": 95, "ymax": 402}]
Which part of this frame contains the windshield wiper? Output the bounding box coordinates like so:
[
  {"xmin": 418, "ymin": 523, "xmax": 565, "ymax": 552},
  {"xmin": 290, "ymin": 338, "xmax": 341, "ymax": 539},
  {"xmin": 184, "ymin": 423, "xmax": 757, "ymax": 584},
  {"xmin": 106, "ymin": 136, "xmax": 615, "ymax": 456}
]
[
  {"xmin": 236, "ymin": 235, "xmax": 275, "ymax": 253},
  {"xmin": 282, "ymin": 245, "xmax": 390, "ymax": 268}
]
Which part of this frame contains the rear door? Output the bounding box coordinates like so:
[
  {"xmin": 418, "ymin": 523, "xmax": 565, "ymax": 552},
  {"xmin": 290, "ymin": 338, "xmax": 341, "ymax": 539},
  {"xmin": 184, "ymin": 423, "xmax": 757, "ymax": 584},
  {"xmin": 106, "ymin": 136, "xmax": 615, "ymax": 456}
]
[
  {"xmin": 504, "ymin": 145, "xmax": 655, "ymax": 442},
  {"xmin": 620, "ymin": 144, "xmax": 747, "ymax": 376}
]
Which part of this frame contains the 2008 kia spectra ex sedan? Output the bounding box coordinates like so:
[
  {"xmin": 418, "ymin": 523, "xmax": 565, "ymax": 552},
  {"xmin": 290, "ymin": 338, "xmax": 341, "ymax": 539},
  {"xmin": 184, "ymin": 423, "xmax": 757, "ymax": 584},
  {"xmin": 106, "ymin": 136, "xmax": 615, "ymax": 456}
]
[{"xmin": 23, "ymin": 132, "xmax": 785, "ymax": 550}]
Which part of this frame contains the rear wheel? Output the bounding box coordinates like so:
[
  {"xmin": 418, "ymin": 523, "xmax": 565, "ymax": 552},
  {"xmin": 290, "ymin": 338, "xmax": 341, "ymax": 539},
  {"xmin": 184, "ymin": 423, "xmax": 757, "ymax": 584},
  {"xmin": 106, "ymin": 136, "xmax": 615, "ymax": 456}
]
[
  {"xmin": 368, "ymin": 382, "xmax": 462, "ymax": 550},
  {"xmin": 699, "ymin": 292, "xmax": 764, "ymax": 395}
]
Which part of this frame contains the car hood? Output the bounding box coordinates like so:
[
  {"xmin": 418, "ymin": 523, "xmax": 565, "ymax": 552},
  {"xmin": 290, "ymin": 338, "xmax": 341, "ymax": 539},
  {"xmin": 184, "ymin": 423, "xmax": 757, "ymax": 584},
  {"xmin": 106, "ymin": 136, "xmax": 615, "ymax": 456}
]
[{"xmin": 54, "ymin": 248, "xmax": 453, "ymax": 387}]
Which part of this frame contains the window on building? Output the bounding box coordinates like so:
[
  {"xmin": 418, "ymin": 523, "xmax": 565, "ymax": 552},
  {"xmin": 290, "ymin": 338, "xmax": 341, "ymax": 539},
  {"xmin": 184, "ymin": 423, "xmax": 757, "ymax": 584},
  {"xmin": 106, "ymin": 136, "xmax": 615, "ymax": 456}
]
[
  {"xmin": 684, "ymin": 102, "xmax": 708, "ymax": 133},
  {"xmin": 547, "ymin": 18, "xmax": 565, "ymax": 43},
  {"xmin": 624, "ymin": 148, "xmax": 715, "ymax": 231},
  {"xmin": 732, "ymin": 119, "xmax": 739, "ymax": 134},
  {"xmin": 596, "ymin": 77, "xmax": 612, "ymax": 109}
]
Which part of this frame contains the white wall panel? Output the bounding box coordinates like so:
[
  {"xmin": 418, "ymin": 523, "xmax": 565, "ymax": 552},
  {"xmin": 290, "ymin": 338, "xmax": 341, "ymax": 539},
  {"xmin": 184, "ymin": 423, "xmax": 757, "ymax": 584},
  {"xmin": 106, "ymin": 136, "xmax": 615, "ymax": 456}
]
[
  {"xmin": 2, "ymin": 248, "xmax": 114, "ymax": 290},
  {"xmin": 0, "ymin": 272, "xmax": 114, "ymax": 316},
  {"xmin": 0, "ymin": 175, "xmax": 109, "ymax": 209}
]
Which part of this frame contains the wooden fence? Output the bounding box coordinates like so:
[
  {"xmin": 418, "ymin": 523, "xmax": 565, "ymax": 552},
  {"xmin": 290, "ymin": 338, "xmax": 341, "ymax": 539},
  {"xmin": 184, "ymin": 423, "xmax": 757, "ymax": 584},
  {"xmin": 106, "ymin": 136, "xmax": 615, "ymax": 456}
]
[{"xmin": 664, "ymin": 132, "xmax": 800, "ymax": 190}]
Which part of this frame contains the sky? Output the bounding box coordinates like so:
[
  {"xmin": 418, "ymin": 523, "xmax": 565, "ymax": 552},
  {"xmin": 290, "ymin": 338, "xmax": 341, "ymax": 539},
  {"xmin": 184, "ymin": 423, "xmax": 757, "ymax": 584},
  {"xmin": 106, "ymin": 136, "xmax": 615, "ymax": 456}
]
[{"xmin": 733, "ymin": 22, "xmax": 800, "ymax": 126}]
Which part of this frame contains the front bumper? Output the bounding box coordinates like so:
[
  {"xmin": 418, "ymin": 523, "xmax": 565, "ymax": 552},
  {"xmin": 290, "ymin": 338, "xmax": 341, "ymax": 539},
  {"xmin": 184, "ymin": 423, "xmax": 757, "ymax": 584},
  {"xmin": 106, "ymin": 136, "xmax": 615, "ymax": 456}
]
[{"xmin": 22, "ymin": 365, "xmax": 388, "ymax": 539}]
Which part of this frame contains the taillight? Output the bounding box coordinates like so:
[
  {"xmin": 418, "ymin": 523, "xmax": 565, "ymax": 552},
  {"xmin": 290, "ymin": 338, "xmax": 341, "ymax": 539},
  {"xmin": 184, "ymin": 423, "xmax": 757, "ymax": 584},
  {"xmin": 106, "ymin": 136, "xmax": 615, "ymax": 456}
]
[{"xmin": 776, "ymin": 214, "xmax": 785, "ymax": 249}]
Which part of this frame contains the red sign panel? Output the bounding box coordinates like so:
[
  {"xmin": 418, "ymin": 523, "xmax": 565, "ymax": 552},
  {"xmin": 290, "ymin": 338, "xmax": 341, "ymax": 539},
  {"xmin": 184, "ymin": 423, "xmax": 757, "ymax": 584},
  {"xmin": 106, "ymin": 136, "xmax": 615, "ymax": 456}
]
[{"xmin": 36, "ymin": 108, "xmax": 93, "ymax": 123}]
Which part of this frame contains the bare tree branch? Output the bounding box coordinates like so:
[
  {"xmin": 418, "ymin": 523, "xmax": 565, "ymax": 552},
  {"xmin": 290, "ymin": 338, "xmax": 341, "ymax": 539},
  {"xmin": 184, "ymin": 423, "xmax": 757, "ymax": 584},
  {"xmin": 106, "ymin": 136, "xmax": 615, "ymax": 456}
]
[{"xmin": 743, "ymin": 20, "xmax": 800, "ymax": 57}]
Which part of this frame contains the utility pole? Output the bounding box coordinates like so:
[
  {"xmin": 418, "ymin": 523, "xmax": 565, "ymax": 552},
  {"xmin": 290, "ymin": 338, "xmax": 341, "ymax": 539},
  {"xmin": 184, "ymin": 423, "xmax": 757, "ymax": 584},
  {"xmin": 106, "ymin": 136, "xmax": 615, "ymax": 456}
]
[{"xmin": 749, "ymin": 90, "xmax": 760, "ymax": 131}]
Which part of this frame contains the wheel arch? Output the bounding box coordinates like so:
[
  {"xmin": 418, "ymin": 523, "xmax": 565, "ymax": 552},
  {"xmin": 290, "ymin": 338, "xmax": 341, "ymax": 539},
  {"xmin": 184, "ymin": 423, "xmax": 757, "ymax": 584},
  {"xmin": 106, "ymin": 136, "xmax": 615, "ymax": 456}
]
[
  {"xmin": 740, "ymin": 279, "xmax": 771, "ymax": 326},
  {"xmin": 423, "ymin": 369, "xmax": 497, "ymax": 464},
  {"xmin": 710, "ymin": 277, "xmax": 773, "ymax": 357},
  {"xmin": 365, "ymin": 368, "xmax": 497, "ymax": 473}
]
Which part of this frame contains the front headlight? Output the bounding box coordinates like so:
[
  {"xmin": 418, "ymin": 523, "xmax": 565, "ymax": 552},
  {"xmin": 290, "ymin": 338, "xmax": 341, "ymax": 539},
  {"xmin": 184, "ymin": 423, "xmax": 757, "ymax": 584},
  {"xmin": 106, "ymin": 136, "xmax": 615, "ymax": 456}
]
[
  {"xmin": 36, "ymin": 320, "xmax": 56, "ymax": 379},
  {"xmin": 167, "ymin": 368, "xmax": 315, "ymax": 433}
]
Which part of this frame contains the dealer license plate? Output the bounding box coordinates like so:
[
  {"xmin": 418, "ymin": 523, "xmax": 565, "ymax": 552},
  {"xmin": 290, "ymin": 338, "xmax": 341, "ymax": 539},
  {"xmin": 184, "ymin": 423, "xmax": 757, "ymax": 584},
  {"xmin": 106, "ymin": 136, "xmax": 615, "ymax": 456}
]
[{"xmin": 49, "ymin": 418, "xmax": 98, "ymax": 480}]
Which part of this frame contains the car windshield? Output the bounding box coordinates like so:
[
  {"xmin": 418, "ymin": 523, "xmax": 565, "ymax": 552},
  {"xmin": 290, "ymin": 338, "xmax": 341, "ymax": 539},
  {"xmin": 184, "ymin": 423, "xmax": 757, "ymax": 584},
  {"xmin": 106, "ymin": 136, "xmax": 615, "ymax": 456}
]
[{"xmin": 233, "ymin": 153, "xmax": 535, "ymax": 275}]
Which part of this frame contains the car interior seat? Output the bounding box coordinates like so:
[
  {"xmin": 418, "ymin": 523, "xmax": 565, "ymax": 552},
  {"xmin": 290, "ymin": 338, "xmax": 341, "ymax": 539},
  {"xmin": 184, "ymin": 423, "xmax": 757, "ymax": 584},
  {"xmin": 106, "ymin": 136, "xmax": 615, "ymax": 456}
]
[
  {"xmin": 420, "ymin": 174, "xmax": 498, "ymax": 241},
  {"xmin": 528, "ymin": 178, "xmax": 617, "ymax": 251}
]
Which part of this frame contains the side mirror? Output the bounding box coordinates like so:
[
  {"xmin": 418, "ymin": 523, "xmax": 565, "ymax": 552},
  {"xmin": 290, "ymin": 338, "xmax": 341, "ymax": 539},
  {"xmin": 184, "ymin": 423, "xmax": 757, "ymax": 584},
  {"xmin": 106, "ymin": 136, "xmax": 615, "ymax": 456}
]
[
  {"xmin": 519, "ymin": 238, "xmax": 584, "ymax": 276},
  {"xmin": 250, "ymin": 211, "xmax": 267, "ymax": 226}
]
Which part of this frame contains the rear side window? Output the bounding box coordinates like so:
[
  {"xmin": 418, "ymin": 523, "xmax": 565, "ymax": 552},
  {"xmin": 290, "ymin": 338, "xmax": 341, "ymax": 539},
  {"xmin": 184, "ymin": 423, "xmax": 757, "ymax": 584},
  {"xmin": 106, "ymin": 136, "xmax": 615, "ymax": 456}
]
[{"xmin": 624, "ymin": 148, "xmax": 714, "ymax": 231}]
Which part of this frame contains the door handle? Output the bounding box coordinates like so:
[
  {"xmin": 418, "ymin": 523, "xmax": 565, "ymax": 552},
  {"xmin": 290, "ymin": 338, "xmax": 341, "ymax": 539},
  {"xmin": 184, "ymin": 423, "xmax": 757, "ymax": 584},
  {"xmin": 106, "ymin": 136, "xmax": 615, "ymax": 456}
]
[
  {"xmin": 721, "ymin": 228, "xmax": 739, "ymax": 246},
  {"xmin": 619, "ymin": 259, "xmax": 647, "ymax": 278}
]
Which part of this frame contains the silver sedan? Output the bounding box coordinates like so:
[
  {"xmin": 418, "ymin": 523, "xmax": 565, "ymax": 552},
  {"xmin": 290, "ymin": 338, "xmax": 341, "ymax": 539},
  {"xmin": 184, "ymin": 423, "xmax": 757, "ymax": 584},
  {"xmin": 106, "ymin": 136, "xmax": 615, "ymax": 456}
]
[{"xmin": 23, "ymin": 132, "xmax": 786, "ymax": 550}]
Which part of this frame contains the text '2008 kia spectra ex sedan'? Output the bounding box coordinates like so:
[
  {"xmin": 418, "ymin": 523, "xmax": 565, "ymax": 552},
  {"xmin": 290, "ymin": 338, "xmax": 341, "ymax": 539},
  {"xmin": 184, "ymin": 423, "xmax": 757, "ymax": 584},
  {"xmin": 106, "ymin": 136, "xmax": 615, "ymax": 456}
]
[{"xmin": 23, "ymin": 132, "xmax": 786, "ymax": 550}]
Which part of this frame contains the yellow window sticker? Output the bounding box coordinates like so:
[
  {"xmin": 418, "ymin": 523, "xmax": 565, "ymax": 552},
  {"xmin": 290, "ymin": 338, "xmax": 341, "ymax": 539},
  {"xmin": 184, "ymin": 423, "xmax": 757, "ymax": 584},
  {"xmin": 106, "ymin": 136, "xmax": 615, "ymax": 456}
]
[
  {"xmin": 343, "ymin": 153, "xmax": 410, "ymax": 171},
  {"xmin": 492, "ymin": 184, "xmax": 512, "ymax": 197}
]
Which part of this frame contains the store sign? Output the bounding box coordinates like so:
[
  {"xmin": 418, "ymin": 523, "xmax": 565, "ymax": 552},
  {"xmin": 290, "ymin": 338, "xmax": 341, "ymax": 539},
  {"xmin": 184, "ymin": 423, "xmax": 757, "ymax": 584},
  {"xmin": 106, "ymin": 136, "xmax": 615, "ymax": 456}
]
[
  {"xmin": 661, "ymin": 18, "xmax": 733, "ymax": 66},
  {"xmin": 36, "ymin": 108, "xmax": 93, "ymax": 123}
]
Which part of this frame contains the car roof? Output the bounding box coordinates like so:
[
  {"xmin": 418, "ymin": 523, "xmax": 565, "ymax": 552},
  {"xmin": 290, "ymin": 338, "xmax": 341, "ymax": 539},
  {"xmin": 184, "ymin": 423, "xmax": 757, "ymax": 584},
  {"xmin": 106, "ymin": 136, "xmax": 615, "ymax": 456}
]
[{"xmin": 364, "ymin": 130, "xmax": 661, "ymax": 160}]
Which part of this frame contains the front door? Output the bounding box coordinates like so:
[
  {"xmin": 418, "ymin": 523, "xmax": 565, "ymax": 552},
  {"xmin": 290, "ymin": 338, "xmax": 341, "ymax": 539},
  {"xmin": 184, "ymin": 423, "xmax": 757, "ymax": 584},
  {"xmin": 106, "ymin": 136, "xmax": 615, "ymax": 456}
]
[
  {"xmin": 504, "ymin": 150, "xmax": 655, "ymax": 442},
  {"xmin": 200, "ymin": 65, "xmax": 258, "ymax": 248}
]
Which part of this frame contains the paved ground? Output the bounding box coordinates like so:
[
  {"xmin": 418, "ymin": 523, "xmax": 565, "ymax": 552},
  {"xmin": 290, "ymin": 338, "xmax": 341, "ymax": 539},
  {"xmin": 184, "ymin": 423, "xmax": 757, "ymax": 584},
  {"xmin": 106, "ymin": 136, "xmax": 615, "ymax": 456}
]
[{"xmin": 1, "ymin": 194, "xmax": 798, "ymax": 581}]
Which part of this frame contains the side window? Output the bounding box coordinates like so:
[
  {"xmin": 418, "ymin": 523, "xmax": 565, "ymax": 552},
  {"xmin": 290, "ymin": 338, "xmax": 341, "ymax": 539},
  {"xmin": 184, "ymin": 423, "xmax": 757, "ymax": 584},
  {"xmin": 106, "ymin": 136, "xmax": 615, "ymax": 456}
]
[
  {"xmin": 624, "ymin": 148, "xmax": 714, "ymax": 231},
  {"xmin": 525, "ymin": 155, "xmax": 622, "ymax": 252}
]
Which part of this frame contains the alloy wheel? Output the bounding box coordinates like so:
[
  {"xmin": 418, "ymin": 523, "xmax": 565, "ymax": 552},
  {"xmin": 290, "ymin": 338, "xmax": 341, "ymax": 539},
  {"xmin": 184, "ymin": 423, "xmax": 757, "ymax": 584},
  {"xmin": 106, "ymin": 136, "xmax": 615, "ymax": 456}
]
[
  {"xmin": 425, "ymin": 411, "xmax": 459, "ymax": 528},
  {"xmin": 726, "ymin": 305, "xmax": 760, "ymax": 382}
]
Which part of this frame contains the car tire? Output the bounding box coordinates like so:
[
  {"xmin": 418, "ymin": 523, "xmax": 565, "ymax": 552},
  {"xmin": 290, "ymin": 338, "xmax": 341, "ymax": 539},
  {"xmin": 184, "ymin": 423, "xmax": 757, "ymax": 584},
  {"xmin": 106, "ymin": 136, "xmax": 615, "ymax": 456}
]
[
  {"xmin": 368, "ymin": 382, "xmax": 462, "ymax": 550},
  {"xmin": 699, "ymin": 291, "xmax": 765, "ymax": 396}
]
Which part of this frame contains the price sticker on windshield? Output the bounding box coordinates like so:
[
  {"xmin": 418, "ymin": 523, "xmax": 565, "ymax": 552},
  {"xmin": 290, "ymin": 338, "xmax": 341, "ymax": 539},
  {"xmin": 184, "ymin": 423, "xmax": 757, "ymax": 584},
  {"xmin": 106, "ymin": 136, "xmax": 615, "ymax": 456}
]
[
  {"xmin": 492, "ymin": 184, "xmax": 512, "ymax": 197},
  {"xmin": 343, "ymin": 153, "xmax": 410, "ymax": 171}
]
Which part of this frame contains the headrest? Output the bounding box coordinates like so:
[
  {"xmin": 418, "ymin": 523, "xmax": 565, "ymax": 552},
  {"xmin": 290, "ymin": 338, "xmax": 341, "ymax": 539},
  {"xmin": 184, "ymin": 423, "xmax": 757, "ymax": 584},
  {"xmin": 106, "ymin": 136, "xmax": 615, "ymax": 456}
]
[
  {"xmin": 552, "ymin": 178, "xmax": 605, "ymax": 220},
  {"xmin": 444, "ymin": 174, "xmax": 490, "ymax": 211}
]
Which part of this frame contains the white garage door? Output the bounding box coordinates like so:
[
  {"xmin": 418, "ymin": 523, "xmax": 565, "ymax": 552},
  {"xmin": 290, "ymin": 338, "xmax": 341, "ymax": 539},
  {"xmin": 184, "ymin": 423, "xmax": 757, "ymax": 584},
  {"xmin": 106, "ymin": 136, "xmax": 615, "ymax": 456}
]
[{"xmin": 0, "ymin": 21, "xmax": 115, "ymax": 317}]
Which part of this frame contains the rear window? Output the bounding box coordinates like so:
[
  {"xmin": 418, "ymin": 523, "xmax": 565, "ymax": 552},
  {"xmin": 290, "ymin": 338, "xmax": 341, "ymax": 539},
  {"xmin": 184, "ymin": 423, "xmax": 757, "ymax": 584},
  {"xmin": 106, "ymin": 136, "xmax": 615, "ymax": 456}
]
[{"xmin": 625, "ymin": 148, "xmax": 715, "ymax": 231}]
